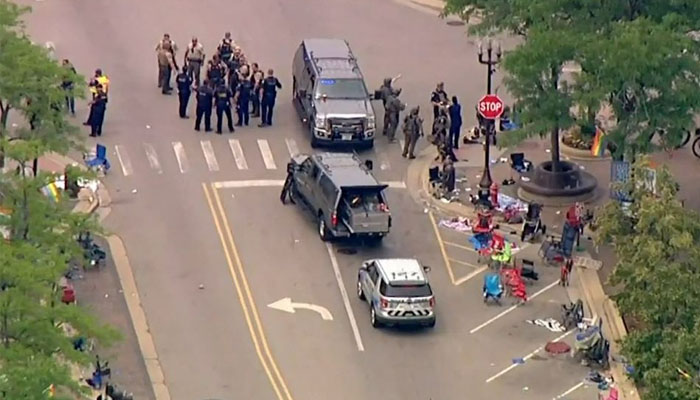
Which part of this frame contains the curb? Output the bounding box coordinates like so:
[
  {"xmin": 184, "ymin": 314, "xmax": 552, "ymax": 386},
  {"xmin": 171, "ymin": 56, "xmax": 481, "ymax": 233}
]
[{"xmin": 559, "ymin": 138, "xmax": 611, "ymax": 161}]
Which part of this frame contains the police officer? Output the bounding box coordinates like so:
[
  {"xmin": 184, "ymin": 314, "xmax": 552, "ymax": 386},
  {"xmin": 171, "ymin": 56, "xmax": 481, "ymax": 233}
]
[
  {"xmin": 176, "ymin": 67, "xmax": 192, "ymax": 118},
  {"xmin": 184, "ymin": 37, "xmax": 205, "ymax": 87},
  {"xmin": 207, "ymin": 54, "xmax": 226, "ymax": 88},
  {"xmin": 217, "ymin": 32, "xmax": 234, "ymax": 65},
  {"xmin": 194, "ymin": 79, "xmax": 214, "ymax": 132},
  {"xmin": 235, "ymin": 70, "xmax": 253, "ymax": 126},
  {"xmin": 402, "ymin": 106, "xmax": 424, "ymax": 159},
  {"xmin": 280, "ymin": 162, "xmax": 297, "ymax": 205},
  {"xmin": 377, "ymin": 78, "xmax": 393, "ymax": 135},
  {"xmin": 250, "ymin": 63, "xmax": 264, "ymax": 117},
  {"xmin": 385, "ymin": 88, "xmax": 405, "ymax": 142},
  {"xmin": 430, "ymin": 82, "xmax": 448, "ymax": 120},
  {"xmin": 158, "ymin": 43, "xmax": 176, "ymax": 94},
  {"xmin": 89, "ymin": 85, "xmax": 108, "ymax": 137},
  {"xmin": 155, "ymin": 33, "xmax": 178, "ymax": 87},
  {"xmin": 214, "ymin": 82, "xmax": 234, "ymax": 134},
  {"xmin": 259, "ymin": 69, "xmax": 282, "ymax": 127}
]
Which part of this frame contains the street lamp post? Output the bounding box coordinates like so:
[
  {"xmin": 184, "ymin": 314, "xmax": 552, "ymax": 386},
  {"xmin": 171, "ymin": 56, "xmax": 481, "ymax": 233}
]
[{"xmin": 477, "ymin": 39, "xmax": 502, "ymax": 194}]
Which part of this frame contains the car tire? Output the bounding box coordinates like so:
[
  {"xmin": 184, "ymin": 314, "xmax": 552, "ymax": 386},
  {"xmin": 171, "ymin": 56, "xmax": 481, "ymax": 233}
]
[
  {"xmin": 370, "ymin": 307, "xmax": 381, "ymax": 328},
  {"xmin": 318, "ymin": 214, "xmax": 331, "ymax": 241},
  {"xmin": 357, "ymin": 280, "xmax": 365, "ymax": 301}
]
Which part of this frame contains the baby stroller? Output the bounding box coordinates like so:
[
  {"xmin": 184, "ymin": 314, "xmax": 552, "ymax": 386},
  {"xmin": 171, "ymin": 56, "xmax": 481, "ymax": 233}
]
[
  {"xmin": 539, "ymin": 236, "xmax": 566, "ymax": 265},
  {"xmin": 482, "ymin": 274, "xmax": 503, "ymax": 305},
  {"xmin": 561, "ymin": 299, "xmax": 584, "ymax": 330},
  {"xmin": 573, "ymin": 319, "xmax": 610, "ymax": 369},
  {"xmin": 521, "ymin": 203, "xmax": 546, "ymax": 242}
]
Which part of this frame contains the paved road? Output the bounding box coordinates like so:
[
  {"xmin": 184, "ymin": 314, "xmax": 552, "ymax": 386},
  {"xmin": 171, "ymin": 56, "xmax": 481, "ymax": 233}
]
[{"xmin": 20, "ymin": 0, "xmax": 598, "ymax": 398}]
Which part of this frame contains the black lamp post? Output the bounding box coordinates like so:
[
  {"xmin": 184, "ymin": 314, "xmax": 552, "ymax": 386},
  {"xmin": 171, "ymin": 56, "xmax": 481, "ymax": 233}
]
[{"xmin": 477, "ymin": 39, "xmax": 502, "ymax": 194}]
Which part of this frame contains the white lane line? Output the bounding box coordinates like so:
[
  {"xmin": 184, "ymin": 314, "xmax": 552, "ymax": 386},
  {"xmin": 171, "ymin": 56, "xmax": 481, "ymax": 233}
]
[
  {"xmin": 486, "ymin": 329, "xmax": 575, "ymax": 383},
  {"xmin": 444, "ymin": 241, "xmax": 477, "ymax": 253},
  {"xmin": 399, "ymin": 140, "xmax": 405, "ymax": 151},
  {"xmin": 200, "ymin": 140, "xmax": 220, "ymax": 171},
  {"xmin": 325, "ymin": 243, "xmax": 364, "ymax": 352},
  {"xmin": 470, "ymin": 280, "xmax": 560, "ymax": 334},
  {"xmin": 285, "ymin": 138, "xmax": 299, "ymax": 158},
  {"xmin": 142, "ymin": 143, "xmax": 162, "ymax": 174},
  {"xmin": 172, "ymin": 141, "xmax": 189, "ymax": 173},
  {"xmin": 378, "ymin": 152, "xmax": 391, "ymax": 171},
  {"xmin": 454, "ymin": 266, "xmax": 488, "ymax": 285},
  {"xmin": 257, "ymin": 139, "xmax": 277, "ymax": 170},
  {"xmin": 228, "ymin": 139, "xmax": 248, "ymax": 170},
  {"xmin": 553, "ymin": 382, "xmax": 586, "ymax": 399},
  {"xmin": 114, "ymin": 145, "xmax": 133, "ymax": 177},
  {"xmin": 212, "ymin": 180, "xmax": 407, "ymax": 189}
]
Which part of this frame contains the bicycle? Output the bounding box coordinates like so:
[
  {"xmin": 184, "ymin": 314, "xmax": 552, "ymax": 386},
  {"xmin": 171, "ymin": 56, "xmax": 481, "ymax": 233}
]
[{"xmin": 692, "ymin": 129, "xmax": 700, "ymax": 159}]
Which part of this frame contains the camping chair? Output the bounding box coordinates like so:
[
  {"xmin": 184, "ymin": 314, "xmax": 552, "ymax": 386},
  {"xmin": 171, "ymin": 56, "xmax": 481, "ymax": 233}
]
[
  {"xmin": 83, "ymin": 144, "xmax": 110, "ymax": 174},
  {"xmin": 510, "ymin": 153, "xmax": 532, "ymax": 173}
]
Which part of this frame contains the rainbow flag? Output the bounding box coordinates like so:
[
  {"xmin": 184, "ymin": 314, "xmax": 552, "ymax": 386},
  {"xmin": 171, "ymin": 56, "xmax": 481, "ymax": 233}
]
[
  {"xmin": 591, "ymin": 126, "xmax": 606, "ymax": 157},
  {"xmin": 40, "ymin": 182, "xmax": 61, "ymax": 203}
]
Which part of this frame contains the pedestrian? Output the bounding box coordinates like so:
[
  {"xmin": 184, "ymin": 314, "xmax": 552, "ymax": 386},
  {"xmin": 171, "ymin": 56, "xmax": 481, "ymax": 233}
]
[
  {"xmin": 448, "ymin": 96, "xmax": 462, "ymax": 149},
  {"xmin": 61, "ymin": 59, "xmax": 77, "ymax": 115},
  {"xmin": 235, "ymin": 69, "xmax": 253, "ymax": 126},
  {"xmin": 206, "ymin": 54, "xmax": 226, "ymax": 88},
  {"xmin": 176, "ymin": 66, "xmax": 192, "ymax": 118},
  {"xmin": 430, "ymin": 82, "xmax": 448, "ymax": 120},
  {"xmin": 214, "ymin": 82, "xmax": 234, "ymax": 134},
  {"xmin": 155, "ymin": 33, "xmax": 178, "ymax": 86},
  {"xmin": 259, "ymin": 69, "xmax": 282, "ymax": 127},
  {"xmin": 250, "ymin": 63, "xmax": 264, "ymax": 117},
  {"xmin": 194, "ymin": 79, "xmax": 214, "ymax": 132},
  {"xmin": 89, "ymin": 85, "xmax": 107, "ymax": 137},
  {"xmin": 184, "ymin": 37, "xmax": 205, "ymax": 87},
  {"xmin": 157, "ymin": 43, "xmax": 176, "ymax": 94},
  {"xmin": 385, "ymin": 88, "xmax": 405, "ymax": 142},
  {"xmin": 84, "ymin": 69, "xmax": 109, "ymax": 126},
  {"xmin": 217, "ymin": 32, "xmax": 234, "ymax": 65},
  {"xmin": 402, "ymin": 106, "xmax": 424, "ymax": 159},
  {"xmin": 442, "ymin": 158, "xmax": 456, "ymax": 193}
]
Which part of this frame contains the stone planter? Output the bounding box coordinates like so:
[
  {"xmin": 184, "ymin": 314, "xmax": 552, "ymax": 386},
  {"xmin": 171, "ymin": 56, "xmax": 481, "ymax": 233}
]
[{"xmin": 560, "ymin": 136, "xmax": 611, "ymax": 160}]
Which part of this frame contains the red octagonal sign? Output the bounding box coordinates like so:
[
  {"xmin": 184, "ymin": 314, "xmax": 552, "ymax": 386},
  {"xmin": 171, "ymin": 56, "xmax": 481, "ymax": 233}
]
[{"xmin": 477, "ymin": 94, "xmax": 504, "ymax": 119}]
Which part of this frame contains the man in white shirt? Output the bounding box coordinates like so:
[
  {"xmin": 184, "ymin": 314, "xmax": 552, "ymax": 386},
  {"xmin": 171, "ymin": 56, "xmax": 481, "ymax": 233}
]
[{"xmin": 184, "ymin": 37, "xmax": 205, "ymax": 87}]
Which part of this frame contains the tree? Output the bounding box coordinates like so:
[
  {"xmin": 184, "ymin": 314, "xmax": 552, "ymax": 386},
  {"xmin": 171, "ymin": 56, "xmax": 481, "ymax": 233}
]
[
  {"xmin": 0, "ymin": 0, "xmax": 83, "ymax": 167},
  {"xmin": 596, "ymin": 160, "xmax": 700, "ymax": 400}
]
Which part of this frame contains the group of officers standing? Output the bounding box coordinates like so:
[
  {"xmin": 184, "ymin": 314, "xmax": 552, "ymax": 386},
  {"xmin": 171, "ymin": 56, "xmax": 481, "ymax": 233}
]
[{"xmin": 155, "ymin": 33, "xmax": 282, "ymax": 134}]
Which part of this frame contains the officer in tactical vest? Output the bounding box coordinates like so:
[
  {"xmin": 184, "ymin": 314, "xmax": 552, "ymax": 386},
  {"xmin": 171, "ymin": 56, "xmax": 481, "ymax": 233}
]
[
  {"xmin": 235, "ymin": 70, "xmax": 254, "ymax": 126},
  {"xmin": 259, "ymin": 69, "xmax": 282, "ymax": 127},
  {"xmin": 385, "ymin": 88, "xmax": 405, "ymax": 142},
  {"xmin": 176, "ymin": 66, "xmax": 192, "ymax": 118},
  {"xmin": 402, "ymin": 106, "xmax": 424, "ymax": 159},
  {"xmin": 207, "ymin": 54, "xmax": 226, "ymax": 88},
  {"xmin": 194, "ymin": 79, "xmax": 214, "ymax": 132},
  {"xmin": 217, "ymin": 32, "xmax": 234, "ymax": 65},
  {"xmin": 214, "ymin": 83, "xmax": 234, "ymax": 134}
]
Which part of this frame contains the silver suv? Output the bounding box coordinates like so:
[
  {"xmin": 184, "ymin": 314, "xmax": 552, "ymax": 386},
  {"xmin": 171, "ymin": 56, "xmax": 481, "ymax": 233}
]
[
  {"xmin": 292, "ymin": 38, "xmax": 376, "ymax": 149},
  {"xmin": 357, "ymin": 258, "xmax": 435, "ymax": 328}
]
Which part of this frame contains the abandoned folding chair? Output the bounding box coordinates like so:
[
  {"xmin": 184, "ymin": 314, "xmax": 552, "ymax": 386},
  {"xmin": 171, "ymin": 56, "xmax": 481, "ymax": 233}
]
[{"xmin": 83, "ymin": 144, "xmax": 111, "ymax": 174}]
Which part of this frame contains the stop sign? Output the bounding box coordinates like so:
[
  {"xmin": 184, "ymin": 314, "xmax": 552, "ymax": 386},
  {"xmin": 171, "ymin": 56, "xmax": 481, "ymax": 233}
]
[{"xmin": 477, "ymin": 94, "xmax": 504, "ymax": 119}]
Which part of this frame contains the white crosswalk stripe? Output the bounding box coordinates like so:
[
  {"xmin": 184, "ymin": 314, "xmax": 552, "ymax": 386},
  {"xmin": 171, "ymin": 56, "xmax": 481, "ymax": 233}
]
[
  {"xmin": 143, "ymin": 143, "xmax": 162, "ymax": 174},
  {"xmin": 172, "ymin": 141, "xmax": 189, "ymax": 173},
  {"xmin": 114, "ymin": 145, "xmax": 133, "ymax": 176},
  {"xmin": 257, "ymin": 139, "xmax": 277, "ymax": 170},
  {"xmin": 228, "ymin": 139, "xmax": 248, "ymax": 170},
  {"xmin": 200, "ymin": 140, "xmax": 220, "ymax": 171},
  {"xmin": 285, "ymin": 138, "xmax": 299, "ymax": 158}
]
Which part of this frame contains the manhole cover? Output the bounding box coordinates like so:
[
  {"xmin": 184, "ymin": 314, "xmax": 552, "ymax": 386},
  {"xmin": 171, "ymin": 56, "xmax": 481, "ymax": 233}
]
[{"xmin": 446, "ymin": 20, "xmax": 466, "ymax": 26}]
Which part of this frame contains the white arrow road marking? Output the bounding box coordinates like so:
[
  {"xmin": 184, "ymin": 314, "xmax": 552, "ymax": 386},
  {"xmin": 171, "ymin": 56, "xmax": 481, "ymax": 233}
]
[
  {"xmin": 257, "ymin": 139, "xmax": 277, "ymax": 170},
  {"xmin": 228, "ymin": 139, "xmax": 248, "ymax": 170},
  {"xmin": 114, "ymin": 145, "xmax": 133, "ymax": 177},
  {"xmin": 200, "ymin": 140, "xmax": 220, "ymax": 171},
  {"xmin": 172, "ymin": 141, "xmax": 189, "ymax": 173},
  {"xmin": 142, "ymin": 143, "xmax": 162, "ymax": 174},
  {"xmin": 267, "ymin": 297, "xmax": 333, "ymax": 321},
  {"xmin": 325, "ymin": 243, "xmax": 364, "ymax": 352},
  {"xmin": 285, "ymin": 138, "xmax": 299, "ymax": 158}
]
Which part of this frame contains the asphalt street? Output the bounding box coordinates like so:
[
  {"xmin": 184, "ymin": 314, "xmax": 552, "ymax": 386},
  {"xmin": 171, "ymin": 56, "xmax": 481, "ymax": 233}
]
[{"xmin": 19, "ymin": 0, "xmax": 595, "ymax": 398}]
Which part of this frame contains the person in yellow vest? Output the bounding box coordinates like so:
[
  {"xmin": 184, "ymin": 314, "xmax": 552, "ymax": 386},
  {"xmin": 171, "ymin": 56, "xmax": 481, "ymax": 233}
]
[{"xmin": 84, "ymin": 69, "xmax": 109, "ymax": 125}]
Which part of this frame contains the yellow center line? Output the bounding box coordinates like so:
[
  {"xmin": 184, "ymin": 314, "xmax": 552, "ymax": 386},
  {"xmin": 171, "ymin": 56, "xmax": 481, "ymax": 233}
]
[
  {"xmin": 210, "ymin": 184, "xmax": 294, "ymax": 400},
  {"xmin": 428, "ymin": 211, "xmax": 456, "ymax": 285},
  {"xmin": 202, "ymin": 183, "xmax": 289, "ymax": 400}
]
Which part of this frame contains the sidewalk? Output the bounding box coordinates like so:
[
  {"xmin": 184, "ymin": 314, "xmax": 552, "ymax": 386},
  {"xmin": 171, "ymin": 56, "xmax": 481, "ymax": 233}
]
[{"xmin": 406, "ymin": 141, "xmax": 640, "ymax": 400}]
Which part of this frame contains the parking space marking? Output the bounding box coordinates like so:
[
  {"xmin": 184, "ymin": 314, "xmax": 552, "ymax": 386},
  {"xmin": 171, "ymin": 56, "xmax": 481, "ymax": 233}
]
[
  {"xmin": 428, "ymin": 211, "xmax": 456, "ymax": 285},
  {"xmin": 470, "ymin": 279, "xmax": 560, "ymax": 334},
  {"xmin": 172, "ymin": 141, "xmax": 189, "ymax": 173},
  {"xmin": 285, "ymin": 138, "xmax": 299, "ymax": 158},
  {"xmin": 485, "ymin": 329, "xmax": 575, "ymax": 383},
  {"xmin": 447, "ymin": 257, "xmax": 480, "ymax": 268},
  {"xmin": 142, "ymin": 143, "xmax": 162, "ymax": 174},
  {"xmin": 554, "ymin": 382, "xmax": 586, "ymax": 399},
  {"xmin": 454, "ymin": 266, "xmax": 488, "ymax": 285},
  {"xmin": 257, "ymin": 139, "xmax": 277, "ymax": 170},
  {"xmin": 444, "ymin": 240, "xmax": 477, "ymax": 253},
  {"xmin": 325, "ymin": 243, "xmax": 365, "ymax": 352},
  {"xmin": 114, "ymin": 145, "xmax": 133, "ymax": 177},
  {"xmin": 229, "ymin": 139, "xmax": 249, "ymax": 170},
  {"xmin": 200, "ymin": 140, "xmax": 220, "ymax": 171}
]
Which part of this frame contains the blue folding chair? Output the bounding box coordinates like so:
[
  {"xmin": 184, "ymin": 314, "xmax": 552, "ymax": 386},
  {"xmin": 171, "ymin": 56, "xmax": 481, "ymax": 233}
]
[{"xmin": 84, "ymin": 144, "xmax": 110, "ymax": 174}]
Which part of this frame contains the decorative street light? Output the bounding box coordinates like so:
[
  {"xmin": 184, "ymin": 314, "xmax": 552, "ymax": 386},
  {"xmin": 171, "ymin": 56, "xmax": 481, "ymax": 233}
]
[{"xmin": 477, "ymin": 39, "xmax": 502, "ymax": 195}]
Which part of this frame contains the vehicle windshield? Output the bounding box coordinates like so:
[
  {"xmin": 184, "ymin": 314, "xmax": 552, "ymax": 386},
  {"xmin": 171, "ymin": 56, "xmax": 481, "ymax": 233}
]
[
  {"xmin": 381, "ymin": 283, "xmax": 433, "ymax": 298},
  {"xmin": 315, "ymin": 79, "xmax": 367, "ymax": 99}
]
